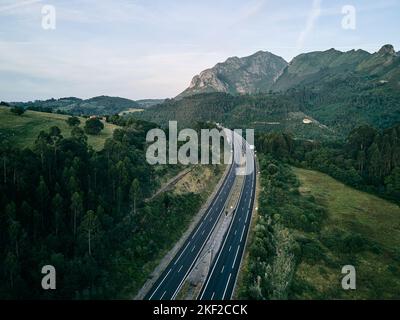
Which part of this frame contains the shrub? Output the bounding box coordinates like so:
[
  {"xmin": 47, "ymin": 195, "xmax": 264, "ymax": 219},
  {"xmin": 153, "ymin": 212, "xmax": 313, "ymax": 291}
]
[{"xmin": 84, "ymin": 118, "xmax": 104, "ymax": 135}]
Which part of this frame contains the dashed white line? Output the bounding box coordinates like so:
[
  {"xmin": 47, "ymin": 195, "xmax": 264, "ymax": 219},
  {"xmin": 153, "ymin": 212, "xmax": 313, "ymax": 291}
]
[
  {"xmin": 174, "ymin": 241, "xmax": 191, "ymax": 264},
  {"xmin": 160, "ymin": 291, "xmax": 167, "ymax": 299},
  {"xmin": 178, "ymin": 265, "xmax": 183, "ymax": 273},
  {"xmin": 232, "ymin": 246, "xmax": 240, "ymax": 268},
  {"xmin": 222, "ymin": 273, "xmax": 232, "ymax": 300},
  {"xmin": 221, "ymin": 265, "xmax": 225, "ymax": 274},
  {"xmin": 149, "ymin": 268, "xmax": 172, "ymax": 299},
  {"xmin": 240, "ymin": 227, "xmax": 246, "ymax": 242}
]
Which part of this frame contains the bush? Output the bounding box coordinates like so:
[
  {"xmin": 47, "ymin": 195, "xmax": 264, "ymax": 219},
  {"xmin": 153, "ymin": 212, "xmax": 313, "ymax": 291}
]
[
  {"xmin": 66, "ymin": 116, "xmax": 81, "ymax": 127},
  {"xmin": 10, "ymin": 106, "xmax": 25, "ymax": 116},
  {"xmin": 84, "ymin": 118, "xmax": 104, "ymax": 135}
]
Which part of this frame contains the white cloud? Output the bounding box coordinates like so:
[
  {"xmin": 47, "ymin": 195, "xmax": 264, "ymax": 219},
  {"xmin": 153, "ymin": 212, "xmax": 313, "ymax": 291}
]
[{"xmin": 296, "ymin": 0, "xmax": 322, "ymax": 50}]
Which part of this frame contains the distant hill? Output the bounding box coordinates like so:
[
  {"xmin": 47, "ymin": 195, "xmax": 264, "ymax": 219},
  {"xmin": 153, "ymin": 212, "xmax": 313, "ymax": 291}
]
[
  {"xmin": 10, "ymin": 95, "xmax": 140, "ymax": 116},
  {"xmin": 135, "ymin": 99, "xmax": 165, "ymax": 108},
  {"xmin": 0, "ymin": 106, "xmax": 118, "ymax": 150},
  {"xmin": 177, "ymin": 51, "xmax": 288, "ymax": 98}
]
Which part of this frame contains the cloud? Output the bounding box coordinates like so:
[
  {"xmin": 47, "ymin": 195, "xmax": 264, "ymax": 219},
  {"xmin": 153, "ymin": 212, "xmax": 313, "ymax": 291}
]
[
  {"xmin": 0, "ymin": 0, "xmax": 42, "ymax": 13},
  {"xmin": 296, "ymin": 0, "xmax": 322, "ymax": 50}
]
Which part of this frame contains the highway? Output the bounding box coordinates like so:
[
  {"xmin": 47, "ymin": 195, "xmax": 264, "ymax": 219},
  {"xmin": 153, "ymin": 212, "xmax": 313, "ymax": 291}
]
[
  {"xmin": 199, "ymin": 134, "xmax": 256, "ymax": 300},
  {"xmin": 145, "ymin": 131, "xmax": 241, "ymax": 300}
]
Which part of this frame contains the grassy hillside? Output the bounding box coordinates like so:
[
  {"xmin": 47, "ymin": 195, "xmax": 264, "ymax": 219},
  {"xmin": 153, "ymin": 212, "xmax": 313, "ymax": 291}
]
[
  {"xmin": 0, "ymin": 107, "xmax": 118, "ymax": 150},
  {"xmin": 239, "ymin": 158, "xmax": 400, "ymax": 300},
  {"xmin": 292, "ymin": 167, "xmax": 400, "ymax": 299}
]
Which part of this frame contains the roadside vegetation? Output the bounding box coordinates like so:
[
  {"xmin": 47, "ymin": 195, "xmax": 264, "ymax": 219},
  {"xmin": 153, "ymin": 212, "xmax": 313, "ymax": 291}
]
[
  {"xmin": 0, "ymin": 112, "xmax": 222, "ymax": 299},
  {"xmin": 239, "ymin": 122, "xmax": 400, "ymax": 299}
]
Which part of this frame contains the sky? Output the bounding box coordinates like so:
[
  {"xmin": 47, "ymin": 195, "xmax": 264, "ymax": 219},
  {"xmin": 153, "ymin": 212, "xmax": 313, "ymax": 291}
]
[{"xmin": 0, "ymin": 0, "xmax": 399, "ymax": 101}]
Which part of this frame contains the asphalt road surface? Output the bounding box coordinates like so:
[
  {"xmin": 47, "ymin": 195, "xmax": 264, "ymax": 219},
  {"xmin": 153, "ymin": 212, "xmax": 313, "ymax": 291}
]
[
  {"xmin": 145, "ymin": 133, "xmax": 240, "ymax": 300},
  {"xmin": 199, "ymin": 133, "xmax": 256, "ymax": 300}
]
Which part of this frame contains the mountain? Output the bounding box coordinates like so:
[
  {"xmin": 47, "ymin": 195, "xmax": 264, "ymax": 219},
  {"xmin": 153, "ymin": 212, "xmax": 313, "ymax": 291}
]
[
  {"xmin": 273, "ymin": 44, "xmax": 400, "ymax": 92},
  {"xmin": 137, "ymin": 45, "xmax": 400, "ymax": 139},
  {"xmin": 271, "ymin": 48, "xmax": 370, "ymax": 91},
  {"xmin": 177, "ymin": 51, "xmax": 288, "ymax": 98},
  {"xmin": 11, "ymin": 95, "xmax": 140, "ymax": 115}
]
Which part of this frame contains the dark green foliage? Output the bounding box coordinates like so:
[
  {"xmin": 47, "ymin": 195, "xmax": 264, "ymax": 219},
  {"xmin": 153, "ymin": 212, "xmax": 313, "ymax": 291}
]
[
  {"xmin": 66, "ymin": 116, "xmax": 81, "ymax": 127},
  {"xmin": 0, "ymin": 119, "xmax": 201, "ymax": 299},
  {"xmin": 84, "ymin": 118, "xmax": 104, "ymax": 135},
  {"xmin": 256, "ymin": 123, "xmax": 400, "ymax": 203},
  {"xmin": 10, "ymin": 96, "xmax": 140, "ymax": 116},
  {"xmin": 10, "ymin": 106, "xmax": 25, "ymax": 116}
]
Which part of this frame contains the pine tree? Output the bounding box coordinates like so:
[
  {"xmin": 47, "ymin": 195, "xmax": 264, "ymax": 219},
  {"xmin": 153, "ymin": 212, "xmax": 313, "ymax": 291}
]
[{"xmin": 70, "ymin": 192, "xmax": 83, "ymax": 237}]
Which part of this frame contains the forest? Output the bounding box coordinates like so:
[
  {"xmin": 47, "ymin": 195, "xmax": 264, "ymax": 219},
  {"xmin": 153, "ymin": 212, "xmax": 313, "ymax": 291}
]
[
  {"xmin": 0, "ymin": 116, "xmax": 204, "ymax": 299},
  {"xmin": 255, "ymin": 123, "xmax": 400, "ymax": 202}
]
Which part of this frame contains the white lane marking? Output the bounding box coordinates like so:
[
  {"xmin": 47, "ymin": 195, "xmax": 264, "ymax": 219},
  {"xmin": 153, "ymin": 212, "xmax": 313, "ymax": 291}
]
[
  {"xmin": 178, "ymin": 265, "xmax": 183, "ymax": 273},
  {"xmin": 229, "ymin": 245, "xmax": 232, "ymax": 252},
  {"xmin": 222, "ymin": 273, "xmax": 232, "ymax": 300},
  {"xmin": 221, "ymin": 265, "xmax": 225, "ymax": 274},
  {"xmin": 160, "ymin": 291, "xmax": 167, "ymax": 299},
  {"xmin": 202, "ymin": 229, "xmax": 205, "ymax": 235},
  {"xmin": 245, "ymin": 209, "xmax": 250, "ymax": 223},
  {"xmin": 234, "ymin": 229, "xmax": 237, "ymax": 236},
  {"xmin": 240, "ymin": 226, "xmax": 246, "ymax": 242},
  {"xmin": 191, "ymin": 222, "xmax": 203, "ymax": 239},
  {"xmin": 191, "ymin": 245, "xmax": 196, "ymax": 252},
  {"xmin": 174, "ymin": 241, "xmax": 191, "ymax": 265},
  {"xmin": 211, "ymin": 292, "xmax": 215, "ymax": 300},
  {"xmin": 149, "ymin": 269, "xmax": 172, "ymax": 299},
  {"xmin": 232, "ymin": 246, "xmax": 240, "ymax": 269}
]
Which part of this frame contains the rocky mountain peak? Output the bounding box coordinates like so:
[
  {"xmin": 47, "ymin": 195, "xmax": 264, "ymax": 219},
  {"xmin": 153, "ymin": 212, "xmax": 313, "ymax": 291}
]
[
  {"xmin": 378, "ymin": 44, "xmax": 396, "ymax": 55},
  {"xmin": 177, "ymin": 51, "xmax": 288, "ymax": 98}
]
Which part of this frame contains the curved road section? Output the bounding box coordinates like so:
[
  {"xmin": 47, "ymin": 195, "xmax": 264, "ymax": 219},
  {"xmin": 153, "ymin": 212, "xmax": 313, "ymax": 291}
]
[
  {"xmin": 145, "ymin": 132, "xmax": 241, "ymax": 300},
  {"xmin": 199, "ymin": 132, "xmax": 256, "ymax": 300}
]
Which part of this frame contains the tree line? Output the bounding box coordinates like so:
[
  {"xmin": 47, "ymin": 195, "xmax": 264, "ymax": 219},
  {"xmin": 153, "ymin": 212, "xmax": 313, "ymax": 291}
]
[
  {"xmin": 0, "ymin": 118, "xmax": 202, "ymax": 299},
  {"xmin": 255, "ymin": 122, "xmax": 400, "ymax": 202}
]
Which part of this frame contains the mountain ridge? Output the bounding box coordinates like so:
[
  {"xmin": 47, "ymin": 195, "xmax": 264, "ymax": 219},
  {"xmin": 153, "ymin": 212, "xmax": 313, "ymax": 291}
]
[{"xmin": 178, "ymin": 44, "xmax": 399, "ymax": 97}]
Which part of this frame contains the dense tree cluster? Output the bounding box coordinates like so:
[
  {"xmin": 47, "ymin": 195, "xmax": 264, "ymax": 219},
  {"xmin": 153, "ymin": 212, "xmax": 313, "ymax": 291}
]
[
  {"xmin": 0, "ymin": 120, "xmax": 202, "ymax": 299},
  {"xmin": 256, "ymin": 123, "xmax": 400, "ymax": 202}
]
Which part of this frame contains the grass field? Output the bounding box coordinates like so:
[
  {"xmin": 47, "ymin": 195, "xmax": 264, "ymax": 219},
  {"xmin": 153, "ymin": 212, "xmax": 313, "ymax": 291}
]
[
  {"xmin": 293, "ymin": 167, "xmax": 400, "ymax": 299},
  {"xmin": 0, "ymin": 107, "xmax": 118, "ymax": 150}
]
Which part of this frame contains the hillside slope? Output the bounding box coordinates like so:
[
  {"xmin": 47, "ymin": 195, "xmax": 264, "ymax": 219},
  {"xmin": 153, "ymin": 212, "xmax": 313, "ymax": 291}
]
[
  {"xmin": 0, "ymin": 107, "xmax": 117, "ymax": 150},
  {"xmin": 292, "ymin": 167, "xmax": 400, "ymax": 299},
  {"xmin": 11, "ymin": 95, "xmax": 139, "ymax": 116}
]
